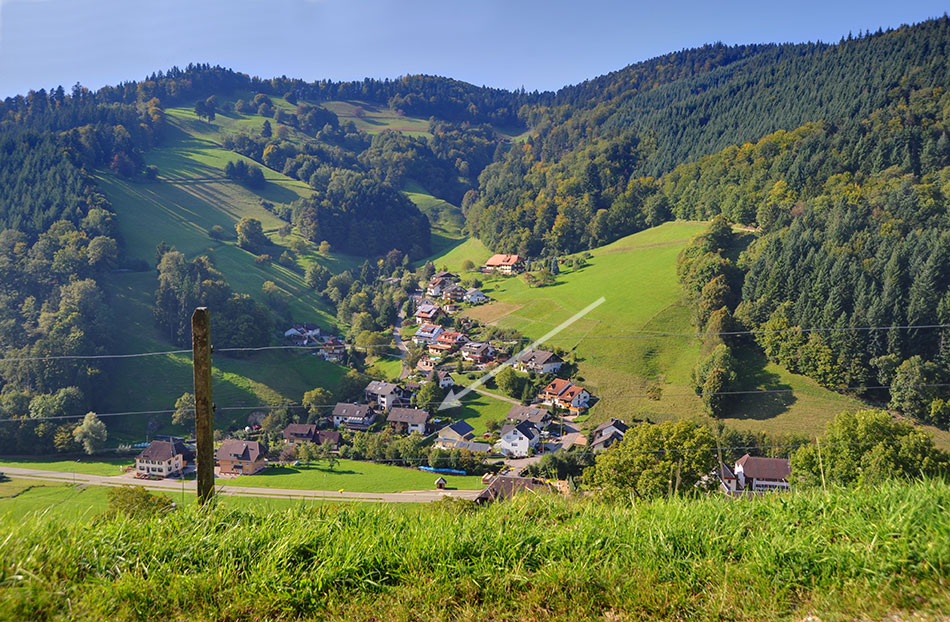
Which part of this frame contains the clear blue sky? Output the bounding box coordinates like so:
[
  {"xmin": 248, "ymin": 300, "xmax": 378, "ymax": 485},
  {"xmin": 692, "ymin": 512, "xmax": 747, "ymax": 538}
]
[{"xmin": 0, "ymin": 0, "xmax": 947, "ymax": 98}]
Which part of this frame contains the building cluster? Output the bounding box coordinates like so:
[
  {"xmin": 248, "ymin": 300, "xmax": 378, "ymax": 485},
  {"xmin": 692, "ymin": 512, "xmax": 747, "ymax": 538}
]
[{"xmin": 283, "ymin": 323, "xmax": 346, "ymax": 363}]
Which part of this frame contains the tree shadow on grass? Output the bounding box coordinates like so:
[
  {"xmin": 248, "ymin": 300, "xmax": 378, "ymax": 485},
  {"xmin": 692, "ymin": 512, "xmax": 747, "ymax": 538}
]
[
  {"xmin": 724, "ymin": 345, "xmax": 797, "ymax": 421},
  {"xmin": 259, "ymin": 464, "xmax": 358, "ymax": 477}
]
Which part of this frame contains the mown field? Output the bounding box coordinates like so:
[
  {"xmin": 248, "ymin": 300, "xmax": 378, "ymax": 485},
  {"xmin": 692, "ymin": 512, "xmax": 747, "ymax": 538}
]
[
  {"xmin": 463, "ymin": 222, "xmax": 868, "ymax": 437},
  {"xmin": 0, "ymin": 479, "xmax": 382, "ymax": 526},
  {"xmin": 230, "ymin": 459, "xmax": 483, "ymax": 492},
  {"xmin": 1, "ymin": 479, "xmax": 947, "ymax": 621}
]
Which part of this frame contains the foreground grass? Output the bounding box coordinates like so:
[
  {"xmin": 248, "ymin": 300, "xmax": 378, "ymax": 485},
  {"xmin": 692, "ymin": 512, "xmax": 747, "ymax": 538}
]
[
  {"xmin": 1, "ymin": 480, "xmax": 948, "ymax": 621},
  {"xmin": 0, "ymin": 479, "xmax": 387, "ymax": 526},
  {"xmin": 230, "ymin": 459, "xmax": 484, "ymax": 492}
]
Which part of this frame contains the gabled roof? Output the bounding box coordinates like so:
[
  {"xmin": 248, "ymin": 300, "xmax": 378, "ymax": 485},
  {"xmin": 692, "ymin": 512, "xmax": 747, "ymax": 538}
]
[
  {"xmin": 432, "ymin": 271, "xmax": 457, "ymax": 280},
  {"xmin": 518, "ymin": 349, "xmax": 563, "ymax": 367},
  {"xmin": 475, "ymin": 475, "xmax": 550, "ymax": 504},
  {"xmin": 735, "ymin": 454, "xmax": 791, "ymax": 481},
  {"xmin": 500, "ymin": 420, "xmax": 539, "ymax": 441},
  {"xmin": 593, "ymin": 418, "xmax": 628, "ymax": 436},
  {"xmin": 365, "ymin": 381, "xmax": 401, "ymax": 396},
  {"xmin": 332, "ymin": 403, "xmax": 374, "ymax": 419},
  {"xmin": 137, "ymin": 439, "xmax": 192, "ymax": 462},
  {"xmin": 315, "ymin": 430, "xmax": 341, "ymax": 446},
  {"xmin": 415, "ymin": 303, "xmax": 442, "ymax": 317},
  {"xmin": 439, "ymin": 420, "xmax": 474, "ymax": 438},
  {"xmin": 387, "ymin": 407, "xmax": 430, "ymax": 425},
  {"xmin": 590, "ymin": 430, "xmax": 624, "ymax": 450},
  {"xmin": 485, "ymin": 254, "xmax": 522, "ymax": 267},
  {"xmin": 283, "ymin": 423, "xmax": 317, "ymax": 441},
  {"xmin": 416, "ymin": 322, "xmax": 442, "ymax": 334},
  {"xmin": 216, "ymin": 439, "xmax": 266, "ymax": 463},
  {"xmin": 505, "ymin": 404, "xmax": 551, "ymax": 425},
  {"xmin": 542, "ymin": 378, "xmax": 573, "ymax": 396},
  {"xmin": 719, "ymin": 461, "xmax": 737, "ymax": 480}
]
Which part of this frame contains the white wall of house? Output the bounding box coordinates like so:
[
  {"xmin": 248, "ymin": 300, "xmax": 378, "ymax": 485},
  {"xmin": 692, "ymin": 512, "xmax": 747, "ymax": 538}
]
[{"xmin": 135, "ymin": 455, "xmax": 183, "ymax": 477}]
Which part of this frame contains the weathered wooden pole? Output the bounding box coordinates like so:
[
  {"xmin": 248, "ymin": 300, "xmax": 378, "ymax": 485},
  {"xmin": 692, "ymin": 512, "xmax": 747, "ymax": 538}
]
[{"xmin": 192, "ymin": 307, "xmax": 214, "ymax": 505}]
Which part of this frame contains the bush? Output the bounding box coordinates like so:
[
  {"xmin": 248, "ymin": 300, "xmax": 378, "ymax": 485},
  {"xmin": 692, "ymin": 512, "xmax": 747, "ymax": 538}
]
[{"xmin": 106, "ymin": 486, "xmax": 174, "ymax": 518}]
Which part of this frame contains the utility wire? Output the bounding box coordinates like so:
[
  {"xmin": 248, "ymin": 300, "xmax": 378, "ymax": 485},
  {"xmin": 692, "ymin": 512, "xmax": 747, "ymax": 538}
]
[
  {"xmin": 3, "ymin": 322, "xmax": 950, "ymax": 363},
  {"xmin": 4, "ymin": 380, "xmax": 948, "ymax": 423}
]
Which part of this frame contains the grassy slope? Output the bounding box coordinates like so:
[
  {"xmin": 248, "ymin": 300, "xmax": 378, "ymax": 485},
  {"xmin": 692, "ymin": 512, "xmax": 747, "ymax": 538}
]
[
  {"xmin": 0, "ymin": 457, "xmax": 130, "ymax": 476},
  {"xmin": 94, "ymin": 105, "xmax": 366, "ymax": 440},
  {"xmin": 0, "ymin": 479, "xmax": 374, "ymax": 526},
  {"xmin": 2, "ymin": 480, "xmax": 947, "ymax": 621},
  {"xmin": 230, "ymin": 459, "xmax": 483, "ymax": 492},
  {"xmin": 464, "ymin": 222, "xmax": 867, "ymax": 437}
]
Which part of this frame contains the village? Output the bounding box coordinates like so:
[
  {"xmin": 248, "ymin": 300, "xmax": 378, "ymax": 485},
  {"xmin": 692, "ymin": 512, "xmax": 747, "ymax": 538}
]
[{"xmin": 131, "ymin": 254, "xmax": 794, "ymax": 501}]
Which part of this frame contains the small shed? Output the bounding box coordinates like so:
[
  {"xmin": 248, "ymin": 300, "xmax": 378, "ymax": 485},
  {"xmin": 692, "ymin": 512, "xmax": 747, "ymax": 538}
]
[{"xmin": 434, "ymin": 476, "xmax": 447, "ymax": 490}]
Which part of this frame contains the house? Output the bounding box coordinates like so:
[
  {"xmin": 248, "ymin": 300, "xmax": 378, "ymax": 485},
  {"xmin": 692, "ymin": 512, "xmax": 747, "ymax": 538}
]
[
  {"xmin": 443, "ymin": 302, "xmax": 461, "ymax": 314},
  {"xmin": 483, "ymin": 254, "xmax": 524, "ymax": 274},
  {"xmin": 282, "ymin": 423, "xmax": 319, "ymax": 444},
  {"xmin": 539, "ymin": 378, "xmax": 591, "ymax": 412},
  {"xmin": 282, "ymin": 424, "xmax": 341, "ymax": 448},
  {"xmin": 461, "ymin": 341, "xmax": 496, "ymax": 364},
  {"xmin": 435, "ymin": 331, "xmax": 468, "ymax": 351},
  {"xmin": 435, "ymin": 476, "xmax": 447, "ymax": 489},
  {"xmin": 416, "ymin": 357, "xmax": 436, "ymax": 372},
  {"xmin": 414, "ymin": 303, "xmax": 445, "ymax": 324},
  {"xmin": 426, "ymin": 277, "xmax": 449, "ymax": 298},
  {"xmin": 412, "ymin": 323, "xmax": 444, "ymax": 345},
  {"xmin": 135, "ymin": 439, "xmax": 192, "ymax": 478},
  {"xmin": 464, "ymin": 288, "xmax": 488, "ymax": 304},
  {"xmin": 364, "ymin": 381, "xmax": 407, "ymax": 411},
  {"xmin": 387, "ymin": 407, "xmax": 430, "ymax": 435},
  {"xmin": 216, "ymin": 439, "xmax": 267, "ymax": 475},
  {"xmin": 495, "ymin": 421, "xmax": 541, "ymax": 457},
  {"xmin": 505, "ymin": 404, "xmax": 552, "ymax": 429},
  {"xmin": 284, "ymin": 323, "xmax": 321, "ymax": 340},
  {"xmin": 435, "ymin": 420, "xmax": 475, "ymax": 448},
  {"xmin": 432, "ymin": 271, "xmax": 458, "ymax": 282},
  {"xmin": 515, "ymin": 349, "xmax": 564, "ymax": 374},
  {"xmin": 441, "ymin": 284, "xmax": 467, "ymax": 302},
  {"xmin": 734, "ymin": 454, "xmax": 791, "ymax": 492},
  {"xmin": 427, "ymin": 369, "xmax": 455, "ymax": 389},
  {"xmin": 718, "ymin": 462, "xmax": 740, "ymax": 494},
  {"xmin": 320, "ymin": 337, "xmax": 346, "ymax": 362},
  {"xmin": 475, "ymin": 475, "xmax": 552, "ymax": 505},
  {"xmin": 331, "ymin": 403, "xmax": 377, "ymax": 430},
  {"xmin": 590, "ymin": 418, "xmax": 629, "ymax": 452}
]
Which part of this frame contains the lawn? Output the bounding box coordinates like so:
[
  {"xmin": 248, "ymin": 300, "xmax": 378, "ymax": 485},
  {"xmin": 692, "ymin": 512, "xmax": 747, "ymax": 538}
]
[
  {"xmin": 463, "ymin": 221, "xmax": 871, "ymax": 437},
  {"xmin": 230, "ymin": 459, "xmax": 484, "ymax": 492},
  {"xmin": 0, "ymin": 457, "xmax": 131, "ymax": 476},
  {"xmin": 0, "ymin": 479, "xmax": 390, "ymax": 526},
  {"xmin": 419, "ymin": 235, "xmax": 493, "ymax": 273},
  {"xmin": 367, "ymin": 355, "xmax": 404, "ymax": 382},
  {"xmin": 442, "ymin": 383, "xmax": 515, "ymax": 435}
]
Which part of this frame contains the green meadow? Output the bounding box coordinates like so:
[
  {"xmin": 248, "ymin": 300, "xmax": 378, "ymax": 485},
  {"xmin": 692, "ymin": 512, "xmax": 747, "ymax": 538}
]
[
  {"xmin": 464, "ymin": 221, "xmax": 868, "ymax": 437},
  {"xmin": 229, "ymin": 459, "xmax": 483, "ymax": 492}
]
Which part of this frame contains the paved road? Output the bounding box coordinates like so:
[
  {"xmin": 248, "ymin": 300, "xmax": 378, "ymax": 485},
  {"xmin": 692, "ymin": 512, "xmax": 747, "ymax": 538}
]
[{"xmin": 1, "ymin": 467, "xmax": 481, "ymax": 504}]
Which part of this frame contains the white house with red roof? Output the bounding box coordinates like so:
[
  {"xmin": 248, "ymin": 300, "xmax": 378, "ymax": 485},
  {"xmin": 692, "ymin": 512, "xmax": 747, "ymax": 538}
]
[{"xmin": 539, "ymin": 378, "xmax": 591, "ymax": 412}]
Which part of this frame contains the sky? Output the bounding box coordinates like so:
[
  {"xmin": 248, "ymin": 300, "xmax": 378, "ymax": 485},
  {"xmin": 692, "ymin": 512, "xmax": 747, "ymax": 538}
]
[{"xmin": 0, "ymin": 0, "xmax": 948, "ymax": 98}]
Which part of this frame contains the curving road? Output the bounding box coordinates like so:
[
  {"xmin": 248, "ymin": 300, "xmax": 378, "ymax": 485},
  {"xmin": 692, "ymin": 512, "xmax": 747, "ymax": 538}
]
[{"xmin": 0, "ymin": 466, "xmax": 480, "ymax": 504}]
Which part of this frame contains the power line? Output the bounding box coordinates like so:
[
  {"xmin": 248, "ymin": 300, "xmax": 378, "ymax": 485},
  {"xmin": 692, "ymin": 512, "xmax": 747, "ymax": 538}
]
[
  {"xmin": 4, "ymin": 380, "xmax": 948, "ymax": 424},
  {"xmin": 3, "ymin": 321, "xmax": 950, "ymax": 364}
]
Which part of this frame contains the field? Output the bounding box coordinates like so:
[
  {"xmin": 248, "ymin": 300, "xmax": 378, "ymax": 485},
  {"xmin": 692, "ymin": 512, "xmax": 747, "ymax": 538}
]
[
  {"xmin": 2, "ymin": 479, "xmax": 947, "ymax": 621},
  {"xmin": 0, "ymin": 457, "xmax": 131, "ymax": 476},
  {"xmin": 421, "ymin": 234, "xmax": 493, "ymax": 273},
  {"xmin": 0, "ymin": 479, "xmax": 378, "ymax": 526},
  {"xmin": 464, "ymin": 222, "xmax": 869, "ymax": 437},
  {"xmin": 230, "ymin": 459, "xmax": 483, "ymax": 492}
]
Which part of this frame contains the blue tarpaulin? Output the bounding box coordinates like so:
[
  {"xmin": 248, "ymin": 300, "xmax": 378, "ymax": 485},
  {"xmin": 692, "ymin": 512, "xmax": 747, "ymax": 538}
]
[{"xmin": 418, "ymin": 466, "xmax": 467, "ymax": 476}]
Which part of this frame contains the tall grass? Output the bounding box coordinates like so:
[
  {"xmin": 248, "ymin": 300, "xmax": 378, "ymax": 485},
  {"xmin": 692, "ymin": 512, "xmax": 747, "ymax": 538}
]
[{"xmin": 1, "ymin": 481, "xmax": 948, "ymax": 621}]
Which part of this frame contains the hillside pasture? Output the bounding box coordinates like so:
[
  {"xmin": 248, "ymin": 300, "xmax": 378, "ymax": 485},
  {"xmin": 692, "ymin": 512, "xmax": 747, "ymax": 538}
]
[{"xmin": 464, "ymin": 221, "xmax": 868, "ymax": 436}]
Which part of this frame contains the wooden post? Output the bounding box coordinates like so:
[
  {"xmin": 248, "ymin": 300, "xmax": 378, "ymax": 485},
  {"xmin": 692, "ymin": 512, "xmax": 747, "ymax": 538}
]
[{"xmin": 192, "ymin": 307, "xmax": 214, "ymax": 505}]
